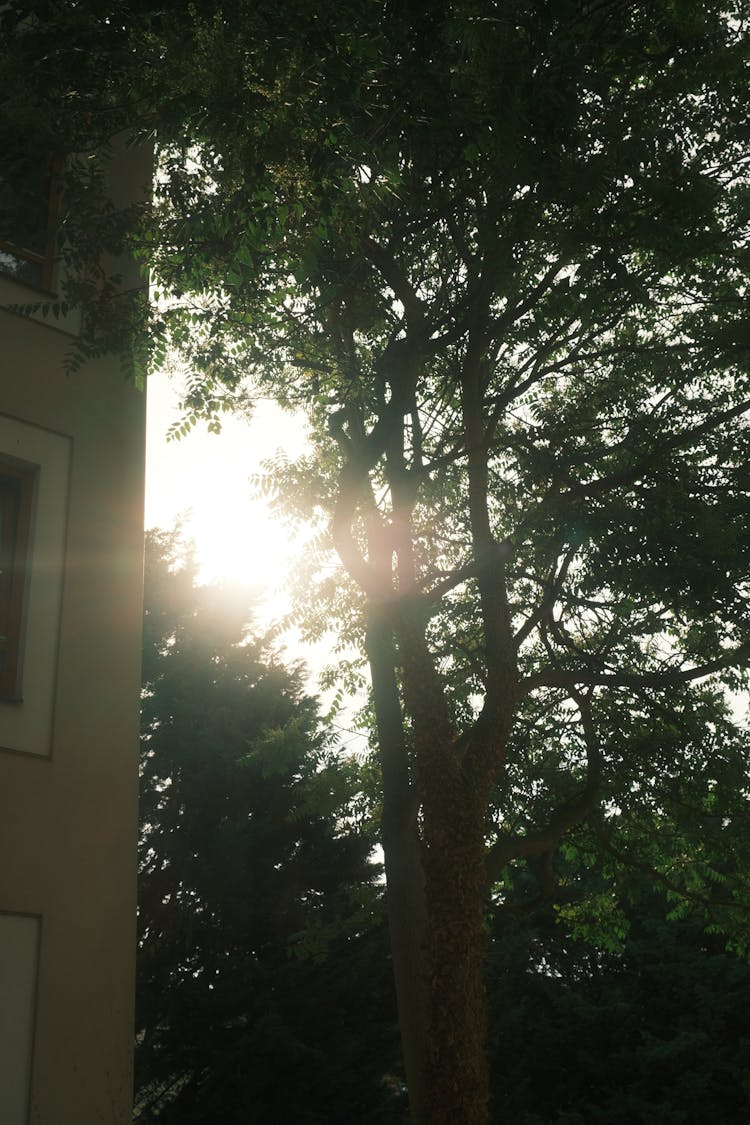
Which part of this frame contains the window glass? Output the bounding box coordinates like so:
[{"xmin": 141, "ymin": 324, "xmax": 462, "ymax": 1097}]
[
  {"xmin": 0, "ymin": 463, "xmax": 34, "ymax": 701},
  {"xmin": 0, "ymin": 147, "xmax": 58, "ymax": 290}
]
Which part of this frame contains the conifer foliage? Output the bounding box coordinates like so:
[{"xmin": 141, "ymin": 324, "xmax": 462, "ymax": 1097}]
[{"xmin": 136, "ymin": 530, "xmax": 400, "ymax": 1124}]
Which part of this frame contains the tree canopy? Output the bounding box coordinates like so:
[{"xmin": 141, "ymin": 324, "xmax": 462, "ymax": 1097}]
[
  {"xmin": 3, "ymin": 3, "xmax": 750, "ymax": 1122},
  {"xmin": 486, "ymin": 858, "xmax": 750, "ymax": 1124}
]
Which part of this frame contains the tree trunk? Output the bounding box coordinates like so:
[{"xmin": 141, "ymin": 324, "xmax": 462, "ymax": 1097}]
[
  {"xmin": 365, "ymin": 610, "xmax": 429, "ymax": 1125},
  {"xmin": 393, "ymin": 606, "xmax": 500, "ymax": 1125},
  {"xmin": 422, "ymin": 785, "xmax": 490, "ymax": 1125},
  {"xmin": 382, "ymin": 811, "xmax": 429, "ymax": 1124}
]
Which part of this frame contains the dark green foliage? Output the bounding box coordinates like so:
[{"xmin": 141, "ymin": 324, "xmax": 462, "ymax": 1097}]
[
  {"xmin": 136, "ymin": 530, "xmax": 402, "ymax": 1124},
  {"xmin": 487, "ymin": 883, "xmax": 750, "ymax": 1124}
]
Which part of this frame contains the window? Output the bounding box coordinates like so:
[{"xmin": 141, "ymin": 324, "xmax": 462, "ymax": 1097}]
[
  {"xmin": 0, "ymin": 461, "xmax": 34, "ymax": 701},
  {"xmin": 0, "ymin": 416, "xmax": 69, "ymax": 755},
  {"xmin": 0, "ymin": 150, "xmax": 59, "ymax": 291},
  {"xmin": 0, "ymin": 913, "xmax": 40, "ymax": 1125}
]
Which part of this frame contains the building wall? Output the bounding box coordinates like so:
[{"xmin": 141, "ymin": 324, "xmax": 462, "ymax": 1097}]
[{"xmin": 0, "ymin": 146, "xmax": 148, "ymax": 1125}]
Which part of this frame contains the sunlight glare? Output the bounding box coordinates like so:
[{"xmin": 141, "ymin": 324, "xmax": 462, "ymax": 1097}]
[
  {"xmin": 190, "ymin": 490, "xmax": 303, "ymax": 619},
  {"xmin": 146, "ymin": 373, "xmax": 309, "ymax": 625}
]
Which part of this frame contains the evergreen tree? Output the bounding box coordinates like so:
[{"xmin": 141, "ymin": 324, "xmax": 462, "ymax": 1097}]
[
  {"xmin": 487, "ymin": 863, "xmax": 750, "ymax": 1124},
  {"xmin": 136, "ymin": 529, "xmax": 401, "ymax": 1124}
]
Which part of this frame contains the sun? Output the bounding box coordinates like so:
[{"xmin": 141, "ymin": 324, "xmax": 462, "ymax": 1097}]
[
  {"xmin": 146, "ymin": 374, "xmax": 310, "ymax": 621},
  {"xmin": 189, "ymin": 490, "xmax": 300, "ymax": 606}
]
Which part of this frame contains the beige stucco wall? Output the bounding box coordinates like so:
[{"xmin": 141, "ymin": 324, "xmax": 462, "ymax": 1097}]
[{"xmin": 0, "ymin": 145, "xmax": 148, "ymax": 1125}]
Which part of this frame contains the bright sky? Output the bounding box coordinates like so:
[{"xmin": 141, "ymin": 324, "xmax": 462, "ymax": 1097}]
[
  {"xmin": 145, "ymin": 370, "xmax": 309, "ymax": 621},
  {"xmin": 145, "ymin": 372, "xmax": 368, "ymax": 753}
]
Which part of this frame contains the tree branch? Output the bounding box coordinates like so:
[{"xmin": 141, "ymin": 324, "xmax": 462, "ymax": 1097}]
[
  {"xmin": 486, "ymin": 689, "xmax": 602, "ymax": 882},
  {"xmin": 567, "ymin": 395, "xmax": 750, "ymax": 502},
  {"xmin": 519, "ymin": 644, "xmax": 750, "ymax": 695},
  {"xmin": 513, "ymin": 549, "xmax": 576, "ymax": 649}
]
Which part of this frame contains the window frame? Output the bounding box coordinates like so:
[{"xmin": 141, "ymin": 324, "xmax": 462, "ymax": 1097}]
[
  {"xmin": 0, "ymin": 459, "xmax": 35, "ymax": 701},
  {"xmin": 0, "ymin": 155, "xmax": 61, "ymax": 293}
]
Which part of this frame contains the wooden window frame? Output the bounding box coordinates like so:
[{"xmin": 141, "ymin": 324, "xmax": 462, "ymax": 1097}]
[
  {"xmin": 0, "ymin": 460, "xmax": 35, "ymax": 701},
  {"xmin": 0, "ymin": 156, "xmax": 61, "ymax": 292}
]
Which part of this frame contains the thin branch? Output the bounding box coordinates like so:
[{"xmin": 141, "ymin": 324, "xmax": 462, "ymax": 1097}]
[
  {"xmin": 519, "ymin": 643, "xmax": 750, "ymax": 695},
  {"xmin": 364, "ymin": 235, "xmax": 425, "ymax": 329},
  {"xmin": 514, "ymin": 549, "xmax": 576, "ymax": 649},
  {"xmin": 493, "ymin": 253, "xmax": 572, "ymax": 338},
  {"xmin": 486, "ymin": 690, "xmax": 602, "ymax": 881},
  {"xmin": 568, "ymin": 395, "xmax": 750, "ymax": 502}
]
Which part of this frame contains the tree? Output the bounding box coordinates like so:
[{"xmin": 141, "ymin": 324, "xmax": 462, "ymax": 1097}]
[
  {"xmin": 3, "ymin": 4, "xmax": 750, "ymax": 1122},
  {"xmin": 486, "ymin": 854, "xmax": 750, "ymax": 1124},
  {"xmin": 136, "ymin": 529, "xmax": 402, "ymax": 1123}
]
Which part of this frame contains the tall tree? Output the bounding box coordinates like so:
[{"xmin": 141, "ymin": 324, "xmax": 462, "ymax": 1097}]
[
  {"xmin": 3, "ymin": 4, "xmax": 750, "ymax": 1122},
  {"xmin": 136, "ymin": 530, "xmax": 402, "ymax": 1124}
]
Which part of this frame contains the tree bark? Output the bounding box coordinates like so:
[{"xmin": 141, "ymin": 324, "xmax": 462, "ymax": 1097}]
[
  {"xmin": 365, "ymin": 608, "xmax": 429, "ymax": 1125},
  {"xmin": 422, "ymin": 788, "xmax": 491, "ymax": 1125},
  {"xmin": 394, "ymin": 603, "xmax": 505, "ymax": 1125}
]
